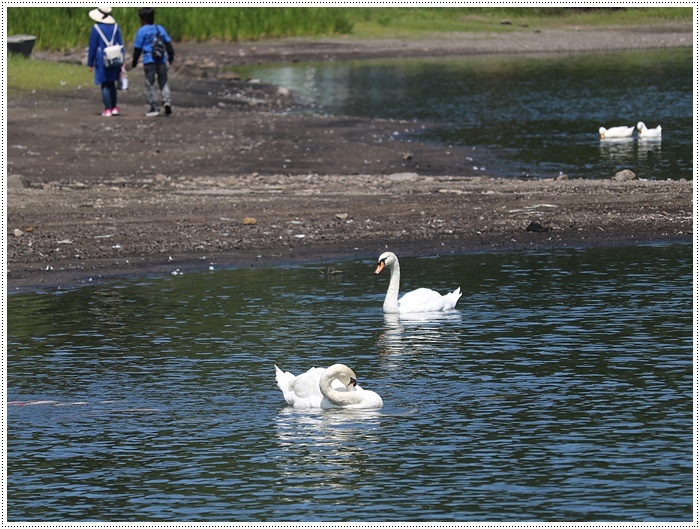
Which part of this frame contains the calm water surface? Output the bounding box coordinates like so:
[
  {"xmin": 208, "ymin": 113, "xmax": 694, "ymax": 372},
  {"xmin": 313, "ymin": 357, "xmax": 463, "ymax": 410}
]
[
  {"xmin": 242, "ymin": 48, "xmax": 693, "ymax": 181},
  {"xmin": 7, "ymin": 244, "xmax": 692, "ymax": 521}
]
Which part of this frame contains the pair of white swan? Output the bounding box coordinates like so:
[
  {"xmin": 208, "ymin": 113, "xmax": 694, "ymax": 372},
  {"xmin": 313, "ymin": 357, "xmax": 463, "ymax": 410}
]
[
  {"xmin": 276, "ymin": 252, "xmax": 461, "ymax": 409},
  {"xmin": 275, "ymin": 364, "xmax": 383, "ymax": 409},
  {"xmin": 598, "ymin": 122, "xmax": 662, "ymax": 140}
]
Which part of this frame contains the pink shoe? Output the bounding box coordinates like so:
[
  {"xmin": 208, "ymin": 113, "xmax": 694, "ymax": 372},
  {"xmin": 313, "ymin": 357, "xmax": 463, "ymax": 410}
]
[
  {"xmin": 101, "ymin": 109, "xmax": 112, "ymax": 117},
  {"xmin": 111, "ymin": 106, "xmax": 120, "ymax": 116}
]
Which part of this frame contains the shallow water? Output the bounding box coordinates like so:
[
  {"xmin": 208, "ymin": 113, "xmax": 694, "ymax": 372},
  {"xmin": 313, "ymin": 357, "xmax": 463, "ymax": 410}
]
[
  {"xmin": 7, "ymin": 243, "xmax": 692, "ymax": 521},
  {"xmin": 242, "ymin": 48, "xmax": 693, "ymax": 180}
]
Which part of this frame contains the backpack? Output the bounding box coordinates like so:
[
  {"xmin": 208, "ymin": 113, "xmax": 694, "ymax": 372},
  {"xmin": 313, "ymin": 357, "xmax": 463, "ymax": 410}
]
[
  {"xmin": 151, "ymin": 26, "xmax": 166, "ymax": 61},
  {"xmin": 94, "ymin": 23, "xmax": 123, "ymax": 69}
]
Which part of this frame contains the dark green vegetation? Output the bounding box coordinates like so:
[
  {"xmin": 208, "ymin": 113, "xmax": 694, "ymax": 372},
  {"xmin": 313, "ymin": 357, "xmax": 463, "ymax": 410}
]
[{"xmin": 7, "ymin": 7, "xmax": 692, "ymax": 51}]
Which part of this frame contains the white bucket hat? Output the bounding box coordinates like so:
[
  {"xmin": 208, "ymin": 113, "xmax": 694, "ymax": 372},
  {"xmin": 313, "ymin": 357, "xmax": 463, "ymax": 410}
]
[{"xmin": 89, "ymin": 5, "xmax": 116, "ymax": 24}]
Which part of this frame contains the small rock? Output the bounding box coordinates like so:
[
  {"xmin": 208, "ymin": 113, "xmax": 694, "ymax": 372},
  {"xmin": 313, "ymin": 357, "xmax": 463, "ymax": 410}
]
[
  {"xmin": 335, "ymin": 213, "xmax": 349, "ymax": 220},
  {"xmin": 13, "ymin": 228, "xmax": 24, "ymax": 237},
  {"xmin": 613, "ymin": 169, "xmax": 636, "ymax": 181},
  {"xmin": 386, "ymin": 172, "xmax": 419, "ymax": 182},
  {"xmin": 556, "ymin": 173, "xmax": 569, "ymax": 181},
  {"xmin": 218, "ymin": 72, "xmax": 242, "ymax": 81},
  {"xmin": 8, "ymin": 174, "xmax": 31, "ymax": 189},
  {"xmin": 526, "ymin": 221, "xmax": 548, "ymax": 233},
  {"xmin": 243, "ymin": 217, "xmax": 257, "ymax": 225}
]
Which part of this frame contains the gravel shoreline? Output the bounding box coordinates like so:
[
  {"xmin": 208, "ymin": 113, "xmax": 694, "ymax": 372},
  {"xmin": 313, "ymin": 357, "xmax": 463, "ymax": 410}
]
[{"xmin": 8, "ymin": 24, "xmax": 694, "ymax": 293}]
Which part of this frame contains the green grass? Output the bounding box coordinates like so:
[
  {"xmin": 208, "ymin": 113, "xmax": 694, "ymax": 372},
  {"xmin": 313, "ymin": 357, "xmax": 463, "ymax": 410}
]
[
  {"xmin": 347, "ymin": 7, "xmax": 693, "ymax": 38},
  {"xmin": 7, "ymin": 7, "xmax": 692, "ymax": 51},
  {"xmin": 7, "ymin": 7, "xmax": 354, "ymax": 50},
  {"xmin": 7, "ymin": 53, "xmax": 91, "ymax": 95}
]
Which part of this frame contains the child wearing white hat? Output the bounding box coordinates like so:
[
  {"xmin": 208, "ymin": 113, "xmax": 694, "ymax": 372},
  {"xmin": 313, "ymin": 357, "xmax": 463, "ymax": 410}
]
[{"xmin": 87, "ymin": 5, "xmax": 124, "ymax": 117}]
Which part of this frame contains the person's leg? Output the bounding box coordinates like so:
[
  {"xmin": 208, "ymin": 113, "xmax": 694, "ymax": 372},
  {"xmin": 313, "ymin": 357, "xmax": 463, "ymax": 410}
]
[
  {"xmin": 100, "ymin": 83, "xmax": 112, "ymax": 115},
  {"xmin": 156, "ymin": 62, "xmax": 172, "ymax": 115},
  {"xmin": 106, "ymin": 81, "xmax": 118, "ymax": 112},
  {"xmin": 143, "ymin": 64, "xmax": 159, "ymax": 116}
]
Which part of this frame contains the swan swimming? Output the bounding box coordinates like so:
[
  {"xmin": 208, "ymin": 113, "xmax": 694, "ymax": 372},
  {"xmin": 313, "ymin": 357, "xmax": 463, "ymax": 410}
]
[
  {"xmin": 599, "ymin": 125, "xmax": 634, "ymax": 139},
  {"xmin": 374, "ymin": 251, "xmax": 462, "ymax": 314},
  {"xmin": 275, "ymin": 363, "xmax": 384, "ymax": 409},
  {"xmin": 637, "ymin": 121, "xmax": 662, "ymax": 139}
]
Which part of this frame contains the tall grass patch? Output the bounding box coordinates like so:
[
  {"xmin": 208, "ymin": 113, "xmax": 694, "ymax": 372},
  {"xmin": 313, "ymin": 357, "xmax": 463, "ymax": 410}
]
[
  {"xmin": 7, "ymin": 6, "xmax": 692, "ymax": 51},
  {"xmin": 7, "ymin": 7, "xmax": 355, "ymax": 50}
]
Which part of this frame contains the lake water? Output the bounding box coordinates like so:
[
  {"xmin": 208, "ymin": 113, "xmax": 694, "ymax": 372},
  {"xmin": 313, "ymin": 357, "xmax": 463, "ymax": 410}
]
[
  {"xmin": 242, "ymin": 48, "xmax": 693, "ymax": 181},
  {"xmin": 7, "ymin": 244, "xmax": 692, "ymax": 522}
]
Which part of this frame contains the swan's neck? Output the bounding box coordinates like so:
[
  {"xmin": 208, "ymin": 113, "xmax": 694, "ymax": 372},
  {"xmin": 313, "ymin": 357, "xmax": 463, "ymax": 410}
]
[
  {"xmin": 383, "ymin": 260, "xmax": 401, "ymax": 313},
  {"xmin": 320, "ymin": 374, "xmax": 362, "ymax": 407}
]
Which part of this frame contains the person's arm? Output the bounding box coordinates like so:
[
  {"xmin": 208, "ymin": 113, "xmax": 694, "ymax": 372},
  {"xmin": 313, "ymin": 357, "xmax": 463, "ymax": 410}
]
[
  {"xmin": 87, "ymin": 27, "xmax": 98, "ymax": 68},
  {"xmin": 165, "ymin": 41, "xmax": 174, "ymax": 64},
  {"xmin": 161, "ymin": 26, "xmax": 175, "ymax": 64},
  {"xmin": 116, "ymin": 26, "xmax": 125, "ymax": 64},
  {"xmin": 131, "ymin": 47, "xmax": 142, "ymax": 68},
  {"xmin": 131, "ymin": 28, "xmax": 142, "ymax": 68}
]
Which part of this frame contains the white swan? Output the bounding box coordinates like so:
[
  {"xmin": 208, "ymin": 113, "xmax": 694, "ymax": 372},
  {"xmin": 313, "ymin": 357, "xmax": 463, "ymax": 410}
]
[
  {"xmin": 374, "ymin": 251, "xmax": 462, "ymax": 313},
  {"xmin": 637, "ymin": 121, "xmax": 662, "ymax": 139},
  {"xmin": 274, "ymin": 364, "xmax": 383, "ymax": 409},
  {"xmin": 599, "ymin": 125, "xmax": 634, "ymax": 139}
]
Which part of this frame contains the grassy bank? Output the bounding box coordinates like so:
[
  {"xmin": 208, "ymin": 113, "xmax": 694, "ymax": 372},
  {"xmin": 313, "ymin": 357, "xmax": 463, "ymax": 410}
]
[
  {"xmin": 7, "ymin": 52, "xmax": 90, "ymax": 94},
  {"xmin": 7, "ymin": 6, "xmax": 692, "ymax": 51},
  {"xmin": 346, "ymin": 6, "xmax": 692, "ymax": 38}
]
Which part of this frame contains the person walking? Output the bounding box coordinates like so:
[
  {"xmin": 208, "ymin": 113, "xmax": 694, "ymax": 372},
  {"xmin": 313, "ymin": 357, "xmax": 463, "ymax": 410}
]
[
  {"xmin": 131, "ymin": 7, "xmax": 175, "ymax": 117},
  {"xmin": 87, "ymin": 5, "xmax": 124, "ymax": 117}
]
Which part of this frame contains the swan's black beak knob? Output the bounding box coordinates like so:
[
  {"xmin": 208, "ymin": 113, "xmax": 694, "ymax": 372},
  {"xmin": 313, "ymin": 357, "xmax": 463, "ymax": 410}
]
[
  {"xmin": 350, "ymin": 377, "xmax": 357, "ymax": 387},
  {"xmin": 374, "ymin": 260, "xmax": 386, "ymax": 275}
]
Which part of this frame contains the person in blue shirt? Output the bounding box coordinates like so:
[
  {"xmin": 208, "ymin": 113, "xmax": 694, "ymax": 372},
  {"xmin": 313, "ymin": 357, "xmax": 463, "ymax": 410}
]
[
  {"xmin": 131, "ymin": 7, "xmax": 175, "ymax": 117},
  {"xmin": 87, "ymin": 5, "xmax": 124, "ymax": 117}
]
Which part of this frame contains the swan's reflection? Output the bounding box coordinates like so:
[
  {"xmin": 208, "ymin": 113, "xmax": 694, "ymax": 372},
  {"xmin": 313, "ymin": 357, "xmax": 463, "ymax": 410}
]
[
  {"xmin": 638, "ymin": 137, "xmax": 662, "ymax": 161},
  {"xmin": 377, "ymin": 311, "xmax": 464, "ymax": 357},
  {"xmin": 274, "ymin": 406, "xmax": 384, "ymax": 486},
  {"xmin": 275, "ymin": 406, "xmax": 382, "ymax": 443},
  {"xmin": 599, "ymin": 137, "xmax": 635, "ymax": 161}
]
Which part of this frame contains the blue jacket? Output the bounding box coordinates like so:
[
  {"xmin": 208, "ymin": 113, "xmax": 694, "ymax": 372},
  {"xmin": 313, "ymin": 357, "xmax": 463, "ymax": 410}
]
[
  {"xmin": 88, "ymin": 22, "xmax": 123, "ymax": 85},
  {"xmin": 133, "ymin": 24, "xmax": 173, "ymax": 65}
]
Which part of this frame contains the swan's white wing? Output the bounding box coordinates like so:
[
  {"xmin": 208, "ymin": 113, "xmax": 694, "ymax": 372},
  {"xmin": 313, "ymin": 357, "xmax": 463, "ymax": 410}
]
[
  {"xmin": 275, "ymin": 366, "xmax": 324, "ymax": 408},
  {"xmin": 398, "ymin": 287, "xmax": 462, "ymax": 313},
  {"xmin": 289, "ymin": 367, "xmax": 326, "ymax": 407},
  {"xmin": 287, "ymin": 367, "xmax": 321, "ymax": 394}
]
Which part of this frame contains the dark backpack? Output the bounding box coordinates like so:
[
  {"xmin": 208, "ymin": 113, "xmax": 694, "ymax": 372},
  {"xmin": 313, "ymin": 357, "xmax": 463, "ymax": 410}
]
[{"xmin": 152, "ymin": 26, "xmax": 166, "ymax": 61}]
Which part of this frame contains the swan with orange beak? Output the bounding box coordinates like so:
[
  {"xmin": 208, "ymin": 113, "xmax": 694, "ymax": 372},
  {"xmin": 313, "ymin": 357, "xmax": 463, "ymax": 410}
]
[{"xmin": 374, "ymin": 251, "xmax": 462, "ymax": 313}]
